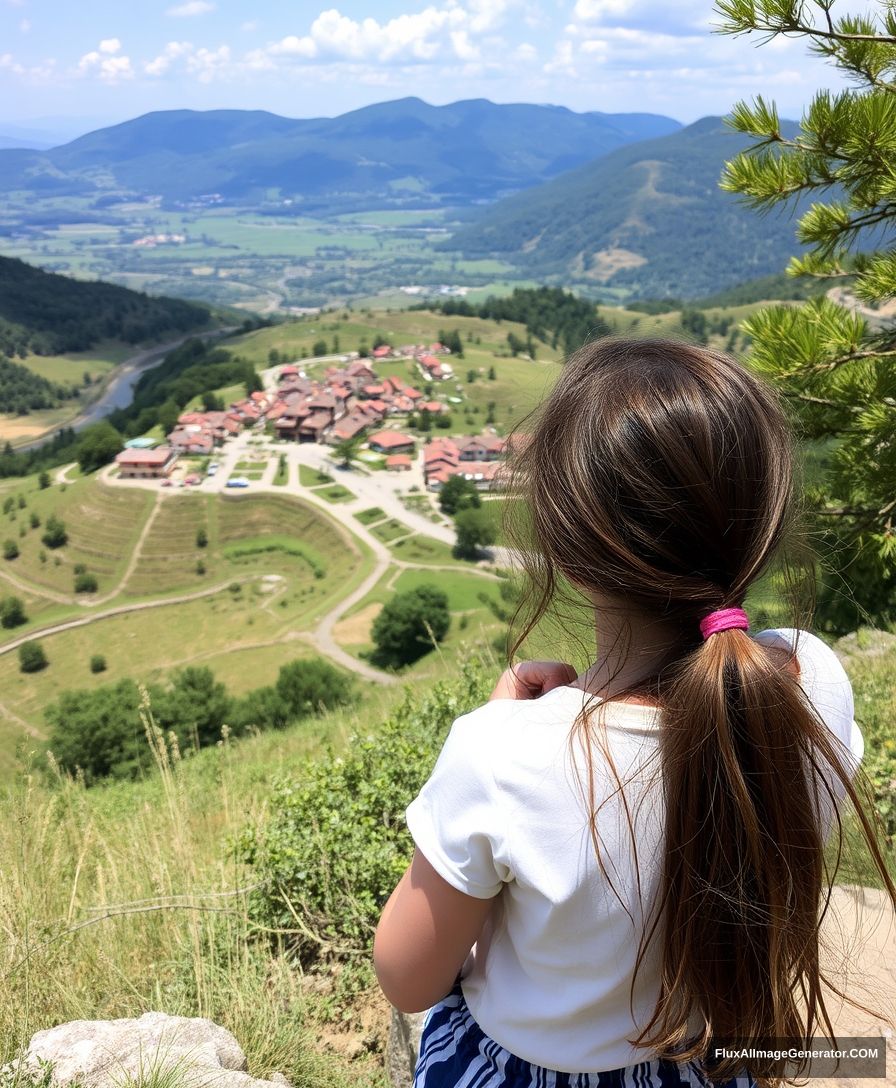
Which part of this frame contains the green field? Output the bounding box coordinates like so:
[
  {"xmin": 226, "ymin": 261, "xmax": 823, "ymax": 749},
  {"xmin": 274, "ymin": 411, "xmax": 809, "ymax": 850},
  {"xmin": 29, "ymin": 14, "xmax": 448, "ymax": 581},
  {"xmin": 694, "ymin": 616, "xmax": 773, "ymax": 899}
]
[
  {"xmin": 0, "ymin": 200, "xmax": 521, "ymax": 314},
  {"xmin": 0, "ymin": 481, "xmax": 375, "ymax": 753}
]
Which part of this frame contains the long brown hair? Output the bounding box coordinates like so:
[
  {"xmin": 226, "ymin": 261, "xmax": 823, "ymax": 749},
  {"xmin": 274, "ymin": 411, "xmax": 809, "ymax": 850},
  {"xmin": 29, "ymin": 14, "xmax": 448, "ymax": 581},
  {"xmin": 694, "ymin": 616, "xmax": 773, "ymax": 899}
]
[{"xmin": 506, "ymin": 338, "xmax": 895, "ymax": 1084}]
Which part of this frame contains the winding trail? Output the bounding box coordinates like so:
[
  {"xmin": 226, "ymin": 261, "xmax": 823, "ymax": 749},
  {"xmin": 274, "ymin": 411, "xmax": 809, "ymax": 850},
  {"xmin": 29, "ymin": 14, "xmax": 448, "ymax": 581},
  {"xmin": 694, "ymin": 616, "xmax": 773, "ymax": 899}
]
[
  {"xmin": 0, "ymin": 574, "xmax": 267, "ymax": 659},
  {"xmin": 92, "ymin": 490, "xmax": 163, "ymax": 606}
]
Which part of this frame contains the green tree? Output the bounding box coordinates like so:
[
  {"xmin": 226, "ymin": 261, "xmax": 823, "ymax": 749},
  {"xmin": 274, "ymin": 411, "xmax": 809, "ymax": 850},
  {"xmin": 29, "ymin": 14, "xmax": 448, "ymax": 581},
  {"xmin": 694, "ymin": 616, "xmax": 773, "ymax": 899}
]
[
  {"xmin": 715, "ymin": 0, "xmax": 896, "ymax": 629},
  {"xmin": 74, "ymin": 571, "xmax": 98, "ymax": 593},
  {"xmin": 41, "ymin": 514, "xmax": 67, "ymax": 549},
  {"xmin": 333, "ymin": 434, "xmax": 364, "ymax": 468},
  {"xmin": 312, "ymin": 339, "xmax": 328, "ymax": 356},
  {"xmin": 507, "ymin": 332, "xmax": 526, "ymax": 356},
  {"xmin": 454, "ymin": 506, "xmax": 497, "ymax": 559},
  {"xmin": 3, "ymin": 538, "xmax": 18, "ymax": 560},
  {"xmin": 157, "ymin": 398, "xmax": 180, "ymax": 435},
  {"xmin": 439, "ymin": 329, "xmax": 464, "ymax": 357},
  {"xmin": 29, "ymin": 511, "xmax": 39, "ymax": 529},
  {"xmin": 0, "ymin": 596, "xmax": 26, "ymax": 628},
  {"xmin": 488, "ymin": 365, "xmax": 497, "ymax": 380},
  {"xmin": 76, "ymin": 421, "xmax": 122, "ymax": 473},
  {"xmin": 19, "ymin": 640, "xmax": 47, "ymax": 673},
  {"xmin": 196, "ymin": 527, "xmax": 208, "ymax": 548},
  {"xmin": 38, "ymin": 471, "xmax": 50, "ymax": 490},
  {"xmin": 46, "ymin": 679, "xmax": 145, "ymax": 781},
  {"xmin": 371, "ymin": 585, "xmax": 450, "ymax": 666},
  {"xmin": 438, "ymin": 474, "xmax": 482, "ymax": 516},
  {"xmin": 274, "ymin": 658, "xmax": 355, "ymax": 719},
  {"xmin": 154, "ymin": 666, "xmax": 234, "ymax": 748},
  {"xmin": 90, "ymin": 654, "xmax": 107, "ymax": 673}
]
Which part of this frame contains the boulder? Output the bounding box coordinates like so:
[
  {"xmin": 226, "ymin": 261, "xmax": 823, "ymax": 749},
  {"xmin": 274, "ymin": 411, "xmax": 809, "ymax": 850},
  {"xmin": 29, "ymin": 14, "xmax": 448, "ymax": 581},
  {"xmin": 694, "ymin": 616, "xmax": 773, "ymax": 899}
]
[
  {"xmin": 387, "ymin": 1008, "xmax": 428, "ymax": 1088},
  {"xmin": 7, "ymin": 1011, "xmax": 292, "ymax": 1088}
]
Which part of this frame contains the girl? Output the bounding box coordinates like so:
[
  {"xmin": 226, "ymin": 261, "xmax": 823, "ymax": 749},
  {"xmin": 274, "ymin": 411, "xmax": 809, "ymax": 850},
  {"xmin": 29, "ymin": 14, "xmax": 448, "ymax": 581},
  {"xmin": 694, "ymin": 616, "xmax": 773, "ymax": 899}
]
[{"xmin": 374, "ymin": 338, "xmax": 895, "ymax": 1087}]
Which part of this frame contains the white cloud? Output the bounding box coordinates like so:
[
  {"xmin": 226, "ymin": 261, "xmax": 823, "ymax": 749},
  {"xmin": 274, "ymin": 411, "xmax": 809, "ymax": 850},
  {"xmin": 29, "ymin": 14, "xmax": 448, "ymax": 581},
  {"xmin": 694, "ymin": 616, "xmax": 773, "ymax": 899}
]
[
  {"xmin": 18, "ymin": 18, "xmax": 29, "ymax": 32},
  {"xmin": 78, "ymin": 40, "xmax": 133, "ymax": 82},
  {"xmin": 240, "ymin": 20, "xmax": 258, "ymax": 32},
  {"xmin": 573, "ymin": 0, "xmax": 632, "ymax": 21},
  {"xmin": 515, "ymin": 42, "xmax": 537, "ymax": 61},
  {"xmin": 268, "ymin": 34, "xmax": 317, "ymax": 59},
  {"xmin": 145, "ymin": 40, "xmax": 193, "ymax": 76},
  {"xmin": 166, "ymin": 1, "xmax": 215, "ymax": 16},
  {"xmin": 186, "ymin": 44, "xmax": 230, "ymax": 82},
  {"xmin": 261, "ymin": 2, "xmax": 518, "ymax": 69}
]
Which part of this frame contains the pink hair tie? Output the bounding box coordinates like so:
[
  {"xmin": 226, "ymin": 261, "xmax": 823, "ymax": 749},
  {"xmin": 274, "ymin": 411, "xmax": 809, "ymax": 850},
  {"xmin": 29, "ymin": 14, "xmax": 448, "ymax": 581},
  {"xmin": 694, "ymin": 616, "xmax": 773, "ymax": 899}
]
[{"xmin": 700, "ymin": 607, "xmax": 749, "ymax": 641}]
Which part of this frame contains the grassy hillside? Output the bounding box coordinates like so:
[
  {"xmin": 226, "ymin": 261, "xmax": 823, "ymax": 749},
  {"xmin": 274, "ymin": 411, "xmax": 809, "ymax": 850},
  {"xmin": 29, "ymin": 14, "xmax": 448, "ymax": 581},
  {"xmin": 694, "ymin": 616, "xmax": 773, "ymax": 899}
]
[
  {"xmin": 445, "ymin": 117, "xmax": 806, "ymax": 300},
  {"xmin": 0, "ymin": 635, "xmax": 892, "ymax": 1079}
]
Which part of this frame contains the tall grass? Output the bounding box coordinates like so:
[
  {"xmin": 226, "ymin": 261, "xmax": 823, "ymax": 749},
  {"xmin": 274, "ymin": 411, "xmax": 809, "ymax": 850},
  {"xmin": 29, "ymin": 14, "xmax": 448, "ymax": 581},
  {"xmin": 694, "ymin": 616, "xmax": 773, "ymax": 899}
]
[{"xmin": 0, "ymin": 686, "xmax": 401, "ymax": 1085}]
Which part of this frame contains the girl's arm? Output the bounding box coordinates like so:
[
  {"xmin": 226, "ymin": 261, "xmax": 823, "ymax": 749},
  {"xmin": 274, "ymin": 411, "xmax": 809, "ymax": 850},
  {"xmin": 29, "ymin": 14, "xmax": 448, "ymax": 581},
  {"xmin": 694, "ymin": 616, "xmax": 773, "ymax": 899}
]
[{"xmin": 374, "ymin": 846, "xmax": 497, "ymax": 1013}]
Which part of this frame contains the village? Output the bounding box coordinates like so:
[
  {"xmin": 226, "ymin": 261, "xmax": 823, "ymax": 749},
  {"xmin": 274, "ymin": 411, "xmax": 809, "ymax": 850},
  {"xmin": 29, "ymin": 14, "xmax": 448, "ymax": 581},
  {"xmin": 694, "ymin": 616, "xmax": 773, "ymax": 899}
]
[{"xmin": 112, "ymin": 341, "xmax": 512, "ymax": 501}]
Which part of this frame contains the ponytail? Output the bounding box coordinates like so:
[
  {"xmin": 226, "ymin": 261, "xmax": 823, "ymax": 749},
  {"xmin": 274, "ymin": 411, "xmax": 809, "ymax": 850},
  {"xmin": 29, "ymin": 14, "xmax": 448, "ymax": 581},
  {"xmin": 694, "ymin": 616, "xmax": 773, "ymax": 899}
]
[
  {"xmin": 633, "ymin": 626, "xmax": 895, "ymax": 1083},
  {"xmin": 506, "ymin": 337, "xmax": 896, "ymax": 1087}
]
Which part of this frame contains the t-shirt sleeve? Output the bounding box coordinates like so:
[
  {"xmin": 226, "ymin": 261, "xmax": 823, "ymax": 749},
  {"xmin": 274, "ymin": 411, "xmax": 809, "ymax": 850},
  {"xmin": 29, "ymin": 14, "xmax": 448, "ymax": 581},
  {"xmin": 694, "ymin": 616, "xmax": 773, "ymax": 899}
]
[
  {"xmin": 406, "ymin": 705, "xmax": 512, "ymax": 900},
  {"xmin": 753, "ymin": 628, "xmax": 863, "ymax": 771}
]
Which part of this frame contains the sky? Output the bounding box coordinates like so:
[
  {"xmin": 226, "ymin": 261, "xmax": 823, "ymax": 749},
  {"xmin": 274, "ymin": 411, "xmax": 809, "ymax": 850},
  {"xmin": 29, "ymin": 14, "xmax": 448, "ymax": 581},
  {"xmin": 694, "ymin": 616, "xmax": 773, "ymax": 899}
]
[{"xmin": 0, "ymin": 0, "xmax": 879, "ymax": 136}]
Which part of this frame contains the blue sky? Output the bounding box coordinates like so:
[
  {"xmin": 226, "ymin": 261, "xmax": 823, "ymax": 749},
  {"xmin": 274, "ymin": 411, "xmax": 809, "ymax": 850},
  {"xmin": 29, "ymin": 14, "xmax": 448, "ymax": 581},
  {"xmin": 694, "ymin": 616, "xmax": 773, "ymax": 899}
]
[{"xmin": 0, "ymin": 0, "xmax": 877, "ymax": 134}]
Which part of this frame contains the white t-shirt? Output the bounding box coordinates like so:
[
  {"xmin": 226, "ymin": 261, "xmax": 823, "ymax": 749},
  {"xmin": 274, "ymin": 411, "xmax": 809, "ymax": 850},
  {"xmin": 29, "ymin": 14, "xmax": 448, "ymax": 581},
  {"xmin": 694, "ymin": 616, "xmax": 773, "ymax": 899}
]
[{"xmin": 405, "ymin": 629, "xmax": 864, "ymax": 1073}]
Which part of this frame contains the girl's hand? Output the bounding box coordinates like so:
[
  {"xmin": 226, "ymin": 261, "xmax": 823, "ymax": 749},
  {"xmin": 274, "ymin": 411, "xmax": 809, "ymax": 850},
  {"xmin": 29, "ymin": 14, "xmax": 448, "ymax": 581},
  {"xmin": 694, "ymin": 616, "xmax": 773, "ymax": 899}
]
[{"xmin": 490, "ymin": 660, "xmax": 578, "ymax": 701}]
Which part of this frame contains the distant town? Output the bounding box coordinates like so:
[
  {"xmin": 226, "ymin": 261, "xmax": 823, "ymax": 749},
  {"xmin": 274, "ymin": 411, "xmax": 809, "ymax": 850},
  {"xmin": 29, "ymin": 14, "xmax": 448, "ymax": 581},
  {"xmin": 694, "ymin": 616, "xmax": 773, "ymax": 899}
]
[{"xmin": 114, "ymin": 342, "xmax": 510, "ymax": 495}]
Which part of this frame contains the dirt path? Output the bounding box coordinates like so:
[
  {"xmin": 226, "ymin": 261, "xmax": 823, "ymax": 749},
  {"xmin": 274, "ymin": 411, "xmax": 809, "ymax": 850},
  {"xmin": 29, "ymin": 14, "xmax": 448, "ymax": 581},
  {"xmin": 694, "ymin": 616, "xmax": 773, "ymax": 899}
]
[
  {"xmin": 54, "ymin": 462, "xmax": 78, "ymax": 485},
  {"xmin": 92, "ymin": 490, "xmax": 162, "ymax": 606},
  {"xmin": 0, "ymin": 697, "xmax": 40, "ymax": 738},
  {"xmin": 0, "ymin": 575, "xmax": 266, "ymax": 659},
  {"xmin": 0, "ymin": 565, "xmax": 74, "ymax": 605}
]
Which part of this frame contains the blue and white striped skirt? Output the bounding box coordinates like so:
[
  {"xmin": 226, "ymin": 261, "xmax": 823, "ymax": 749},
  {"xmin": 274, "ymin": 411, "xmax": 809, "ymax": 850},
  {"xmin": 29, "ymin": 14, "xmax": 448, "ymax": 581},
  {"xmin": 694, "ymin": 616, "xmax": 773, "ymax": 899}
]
[{"xmin": 413, "ymin": 984, "xmax": 757, "ymax": 1088}]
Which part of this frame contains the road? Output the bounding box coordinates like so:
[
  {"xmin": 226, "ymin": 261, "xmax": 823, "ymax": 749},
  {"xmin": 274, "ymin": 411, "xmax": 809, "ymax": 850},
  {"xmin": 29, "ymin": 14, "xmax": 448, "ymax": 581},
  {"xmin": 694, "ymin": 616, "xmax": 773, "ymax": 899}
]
[{"xmin": 98, "ymin": 434, "xmax": 510, "ymax": 683}]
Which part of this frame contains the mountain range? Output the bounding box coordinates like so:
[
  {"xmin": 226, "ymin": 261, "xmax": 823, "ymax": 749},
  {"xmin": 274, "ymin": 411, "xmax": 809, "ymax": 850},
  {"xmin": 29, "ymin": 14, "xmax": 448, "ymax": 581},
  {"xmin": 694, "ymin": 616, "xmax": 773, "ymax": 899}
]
[
  {"xmin": 0, "ymin": 98, "xmax": 681, "ymax": 210},
  {"xmin": 445, "ymin": 116, "xmax": 806, "ymax": 299}
]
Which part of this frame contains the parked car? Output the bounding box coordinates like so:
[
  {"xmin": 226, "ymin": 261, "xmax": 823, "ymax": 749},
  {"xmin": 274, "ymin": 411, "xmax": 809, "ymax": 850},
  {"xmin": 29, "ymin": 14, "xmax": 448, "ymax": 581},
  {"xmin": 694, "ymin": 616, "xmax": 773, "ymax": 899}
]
[{"xmin": 225, "ymin": 477, "xmax": 250, "ymax": 488}]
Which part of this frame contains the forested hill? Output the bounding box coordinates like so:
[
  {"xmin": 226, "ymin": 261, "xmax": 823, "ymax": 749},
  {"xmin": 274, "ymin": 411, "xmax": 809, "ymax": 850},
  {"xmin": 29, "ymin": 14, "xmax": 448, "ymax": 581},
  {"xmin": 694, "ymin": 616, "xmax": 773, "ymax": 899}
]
[
  {"xmin": 0, "ymin": 256, "xmax": 210, "ymax": 357},
  {"xmin": 0, "ymin": 99, "xmax": 681, "ymax": 210},
  {"xmin": 444, "ymin": 116, "xmax": 806, "ymax": 299}
]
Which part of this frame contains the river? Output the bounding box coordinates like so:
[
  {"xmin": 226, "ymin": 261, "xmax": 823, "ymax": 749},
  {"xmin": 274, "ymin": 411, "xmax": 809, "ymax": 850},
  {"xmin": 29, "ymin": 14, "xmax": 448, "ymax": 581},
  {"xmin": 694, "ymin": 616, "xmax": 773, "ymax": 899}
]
[{"xmin": 14, "ymin": 327, "xmax": 234, "ymax": 453}]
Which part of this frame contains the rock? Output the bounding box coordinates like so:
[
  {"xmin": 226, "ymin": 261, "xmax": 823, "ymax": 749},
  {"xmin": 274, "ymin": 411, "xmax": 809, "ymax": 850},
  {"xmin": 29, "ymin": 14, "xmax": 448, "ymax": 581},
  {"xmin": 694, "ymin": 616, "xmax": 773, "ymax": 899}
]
[
  {"xmin": 8, "ymin": 1011, "xmax": 294, "ymax": 1088},
  {"xmin": 387, "ymin": 1008, "xmax": 428, "ymax": 1088}
]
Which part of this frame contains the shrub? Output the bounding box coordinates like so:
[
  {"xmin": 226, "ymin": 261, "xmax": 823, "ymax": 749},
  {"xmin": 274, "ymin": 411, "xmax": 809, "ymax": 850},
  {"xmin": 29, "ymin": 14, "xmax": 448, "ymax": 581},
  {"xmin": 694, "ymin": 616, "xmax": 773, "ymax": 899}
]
[
  {"xmin": 3, "ymin": 539, "xmax": 18, "ymax": 560},
  {"xmin": 29, "ymin": 512, "xmax": 39, "ymax": 529},
  {"xmin": 19, "ymin": 641, "xmax": 47, "ymax": 673},
  {"xmin": 196, "ymin": 528, "xmax": 208, "ymax": 548},
  {"xmin": 371, "ymin": 584, "xmax": 450, "ymax": 666},
  {"xmin": 196, "ymin": 559, "xmax": 206, "ymax": 575},
  {"xmin": 454, "ymin": 506, "xmax": 497, "ymax": 559},
  {"xmin": 438, "ymin": 474, "xmax": 481, "ymax": 516},
  {"xmin": 0, "ymin": 596, "xmax": 26, "ymax": 628},
  {"xmin": 38, "ymin": 471, "xmax": 50, "ymax": 489},
  {"xmin": 41, "ymin": 515, "xmax": 67, "ymax": 549},
  {"xmin": 236, "ymin": 662, "xmax": 491, "ymax": 961},
  {"xmin": 74, "ymin": 572, "xmax": 98, "ymax": 593},
  {"xmin": 90, "ymin": 654, "xmax": 107, "ymax": 673}
]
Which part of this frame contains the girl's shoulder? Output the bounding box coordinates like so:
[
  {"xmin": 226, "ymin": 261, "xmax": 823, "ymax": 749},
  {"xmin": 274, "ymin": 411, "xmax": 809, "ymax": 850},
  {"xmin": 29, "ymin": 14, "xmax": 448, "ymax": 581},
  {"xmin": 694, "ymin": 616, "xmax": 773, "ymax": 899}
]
[{"xmin": 753, "ymin": 627, "xmax": 862, "ymax": 764}]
